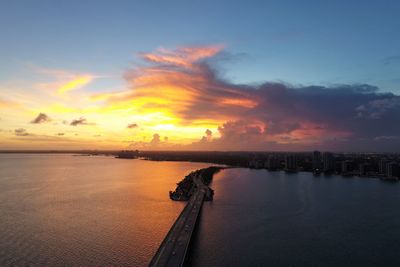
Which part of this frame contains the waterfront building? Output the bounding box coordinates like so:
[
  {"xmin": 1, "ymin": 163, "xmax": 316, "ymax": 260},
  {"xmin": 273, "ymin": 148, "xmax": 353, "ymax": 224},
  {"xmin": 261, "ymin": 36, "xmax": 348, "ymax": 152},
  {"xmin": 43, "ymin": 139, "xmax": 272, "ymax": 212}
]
[
  {"xmin": 285, "ymin": 154, "xmax": 297, "ymax": 172},
  {"xmin": 249, "ymin": 159, "xmax": 263, "ymax": 169},
  {"xmin": 386, "ymin": 162, "xmax": 399, "ymax": 179},
  {"xmin": 313, "ymin": 150, "xmax": 322, "ymax": 172},
  {"xmin": 265, "ymin": 155, "xmax": 280, "ymax": 170},
  {"xmin": 359, "ymin": 163, "xmax": 368, "ymax": 176},
  {"xmin": 341, "ymin": 160, "xmax": 353, "ymax": 174},
  {"xmin": 379, "ymin": 159, "xmax": 388, "ymax": 175},
  {"xmin": 322, "ymin": 152, "xmax": 334, "ymax": 173}
]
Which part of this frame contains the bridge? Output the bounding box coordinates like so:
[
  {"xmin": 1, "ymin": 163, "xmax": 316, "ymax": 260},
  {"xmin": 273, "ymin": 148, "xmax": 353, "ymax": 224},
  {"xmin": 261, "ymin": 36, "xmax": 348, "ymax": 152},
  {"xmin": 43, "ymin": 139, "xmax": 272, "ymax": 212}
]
[{"xmin": 149, "ymin": 174, "xmax": 207, "ymax": 267}]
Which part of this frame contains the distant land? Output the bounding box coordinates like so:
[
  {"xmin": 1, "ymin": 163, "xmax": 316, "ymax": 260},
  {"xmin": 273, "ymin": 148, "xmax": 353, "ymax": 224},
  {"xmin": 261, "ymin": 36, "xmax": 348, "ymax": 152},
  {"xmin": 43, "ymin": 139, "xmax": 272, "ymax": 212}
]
[
  {"xmin": 0, "ymin": 150, "xmax": 120, "ymax": 154},
  {"xmin": 1, "ymin": 150, "xmax": 399, "ymax": 181}
]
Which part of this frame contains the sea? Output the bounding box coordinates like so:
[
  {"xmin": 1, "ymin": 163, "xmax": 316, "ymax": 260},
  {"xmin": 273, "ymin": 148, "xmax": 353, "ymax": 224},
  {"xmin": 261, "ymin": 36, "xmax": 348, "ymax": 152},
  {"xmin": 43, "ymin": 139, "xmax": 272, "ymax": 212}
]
[{"xmin": 1, "ymin": 154, "xmax": 400, "ymax": 266}]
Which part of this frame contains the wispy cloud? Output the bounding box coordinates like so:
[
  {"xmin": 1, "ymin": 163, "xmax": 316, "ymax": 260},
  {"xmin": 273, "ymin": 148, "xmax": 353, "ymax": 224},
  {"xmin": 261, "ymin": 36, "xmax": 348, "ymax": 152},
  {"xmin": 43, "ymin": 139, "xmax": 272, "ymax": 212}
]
[
  {"xmin": 33, "ymin": 67, "xmax": 96, "ymax": 95},
  {"xmin": 381, "ymin": 55, "xmax": 400, "ymax": 65},
  {"xmin": 14, "ymin": 128, "xmax": 30, "ymax": 136},
  {"xmin": 57, "ymin": 75, "xmax": 93, "ymax": 94},
  {"xmin": 0, "ymin": 97, "xmax": 19, "ymax": 109},
  {"xmin": 140, "ymin": 45, "xmax": 224, "ymax": 68}
]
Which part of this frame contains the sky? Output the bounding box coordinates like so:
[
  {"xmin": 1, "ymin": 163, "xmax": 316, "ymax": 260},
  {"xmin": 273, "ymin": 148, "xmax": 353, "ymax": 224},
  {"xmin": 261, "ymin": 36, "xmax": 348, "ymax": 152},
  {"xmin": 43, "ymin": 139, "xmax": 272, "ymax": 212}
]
[{"xmin": 1, "ymin": 0, "xmax": 400, "ymax": 151}]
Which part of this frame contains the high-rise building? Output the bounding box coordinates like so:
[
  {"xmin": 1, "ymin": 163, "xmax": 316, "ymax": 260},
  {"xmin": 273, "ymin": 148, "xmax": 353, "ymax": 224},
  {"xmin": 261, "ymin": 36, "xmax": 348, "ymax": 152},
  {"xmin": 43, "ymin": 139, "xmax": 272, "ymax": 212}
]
[
  {"xmin": 359, "ymin": 163, "xmax": 368, "ymax": 176},
  {"xmin": 285, "ymin": 154, "xmax": 297, "ymax": 172},
  {"xmin": 379, "ymin": 159, "xmax": 388, "ymax": 175},
  {"xmin": 386, "ymin": 162, "xmax": 399, "ymax": 179},
  {"xmin": 322, "ymin": 152, "xmax": 334, "ymax": 172},
  {"xmin": 249, "ymin": 158, "xmax": 263, "ymax": 169},
  {"xmin": 312, "ymin": 151, "xmax": 322, "ymax": 171},
  {"xmin": 341, "ymin": 160, "xmax": 353, "ymax": 174},
  {"xmin": 265, "ymin": 155, "xmax": 280, "ymax": 170}
]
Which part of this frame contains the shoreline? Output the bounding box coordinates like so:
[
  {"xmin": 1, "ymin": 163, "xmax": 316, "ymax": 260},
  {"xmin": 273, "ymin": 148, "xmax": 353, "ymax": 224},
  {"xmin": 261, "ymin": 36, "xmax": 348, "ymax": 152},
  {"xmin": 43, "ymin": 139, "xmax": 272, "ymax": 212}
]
[
  {"xmin": 169, "ymin": 166, "xmax": 223, "ymax": 201},
  {"xmin": 1, "ymin": 151, "xmax": 398, "ymax": 181},
  {"xmin": 149, "ymin": 166, "xmax": 223, "ymax": 266}
]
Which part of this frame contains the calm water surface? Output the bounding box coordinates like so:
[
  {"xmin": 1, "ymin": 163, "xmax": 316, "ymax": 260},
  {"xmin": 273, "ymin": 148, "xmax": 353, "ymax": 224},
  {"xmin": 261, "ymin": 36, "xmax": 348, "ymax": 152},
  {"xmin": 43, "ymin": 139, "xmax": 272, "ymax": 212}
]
[
  {"xmin": 2, "ymin": 155, "xmax": 400, "ymax": 266},
  {"xmin": 191, "ymin": 168, "xmax": 400, "ymax": 267},
  {"xmin": 0, "ymin": 154, "xmax": 211, "ymax": 266}
]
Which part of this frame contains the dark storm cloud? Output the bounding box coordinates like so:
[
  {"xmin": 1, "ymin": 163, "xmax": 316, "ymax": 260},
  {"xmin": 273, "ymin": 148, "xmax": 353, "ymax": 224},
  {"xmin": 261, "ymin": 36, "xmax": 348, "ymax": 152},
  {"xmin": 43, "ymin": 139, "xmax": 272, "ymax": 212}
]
[{"xmin": 251, "ymin": 83, "xmax": 400, "ymax": 138}]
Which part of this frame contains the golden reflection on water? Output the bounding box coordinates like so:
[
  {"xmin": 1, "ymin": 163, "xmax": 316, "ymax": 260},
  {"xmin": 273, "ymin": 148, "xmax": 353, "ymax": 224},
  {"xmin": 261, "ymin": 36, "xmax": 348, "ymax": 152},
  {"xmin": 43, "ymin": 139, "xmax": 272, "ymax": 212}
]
[{"xmin": 0, "ymin": 154, "xmax": 212, "ymax": 266}]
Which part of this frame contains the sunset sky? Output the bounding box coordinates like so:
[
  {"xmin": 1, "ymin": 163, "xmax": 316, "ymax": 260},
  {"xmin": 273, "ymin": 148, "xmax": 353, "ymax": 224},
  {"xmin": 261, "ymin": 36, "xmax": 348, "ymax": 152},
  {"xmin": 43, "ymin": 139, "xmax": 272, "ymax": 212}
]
[{"xmin": 1, "ymin": 0, "xmax": 400, "ymax": 151}]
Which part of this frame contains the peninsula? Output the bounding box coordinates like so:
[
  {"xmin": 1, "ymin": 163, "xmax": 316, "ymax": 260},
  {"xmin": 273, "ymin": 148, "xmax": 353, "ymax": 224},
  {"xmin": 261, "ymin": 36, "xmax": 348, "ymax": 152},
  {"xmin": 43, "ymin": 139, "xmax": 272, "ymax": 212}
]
[{"xmin": 149, "ymin": 166, "xmax": 222, "ymax": 267}]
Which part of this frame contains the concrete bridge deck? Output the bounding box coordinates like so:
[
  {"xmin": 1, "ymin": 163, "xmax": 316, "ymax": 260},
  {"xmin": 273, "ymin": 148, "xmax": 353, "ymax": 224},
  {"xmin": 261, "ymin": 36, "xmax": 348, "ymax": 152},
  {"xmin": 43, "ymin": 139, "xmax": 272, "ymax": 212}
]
[{"xmin": 149, "ymin": 175, "xmax": 206, "ymax": 267}]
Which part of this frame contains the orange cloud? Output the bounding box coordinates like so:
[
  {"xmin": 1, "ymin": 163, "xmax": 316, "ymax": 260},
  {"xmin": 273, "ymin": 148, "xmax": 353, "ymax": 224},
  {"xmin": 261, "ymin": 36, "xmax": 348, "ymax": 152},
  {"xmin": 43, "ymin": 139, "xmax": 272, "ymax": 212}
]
[
  {"xmin": 219, "ymin": 98, "xmax": 258, "ymax": 108},
  {"xmin": 118, "ymin": 45, "xmax": 259, "ymax": 125},
  {"xmin": 0, "ymin": 98, "xmax": 17, "ymax": 108},
  {"xmin": 8, "ymin": 45, "xmax": 397, "ymax": 151},
  {"xmin": 140, "ymin": 45, "xmax": 224, "ymax": 68}
]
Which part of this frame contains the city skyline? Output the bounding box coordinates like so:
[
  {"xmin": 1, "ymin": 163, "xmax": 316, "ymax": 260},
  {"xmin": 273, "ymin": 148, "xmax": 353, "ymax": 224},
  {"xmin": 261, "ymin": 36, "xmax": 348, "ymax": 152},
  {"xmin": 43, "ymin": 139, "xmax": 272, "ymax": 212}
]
[{"xmin": 1, "ymin": 0, "xmax": 400, "ymax": 151}]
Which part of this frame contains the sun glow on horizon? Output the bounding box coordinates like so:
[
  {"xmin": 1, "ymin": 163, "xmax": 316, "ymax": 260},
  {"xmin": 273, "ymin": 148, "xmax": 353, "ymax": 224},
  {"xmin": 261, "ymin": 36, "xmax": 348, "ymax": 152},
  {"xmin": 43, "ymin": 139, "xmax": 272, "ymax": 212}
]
[{"xmin": 2, "ymin": 44, "xmax": 398, "ymax": 152}]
